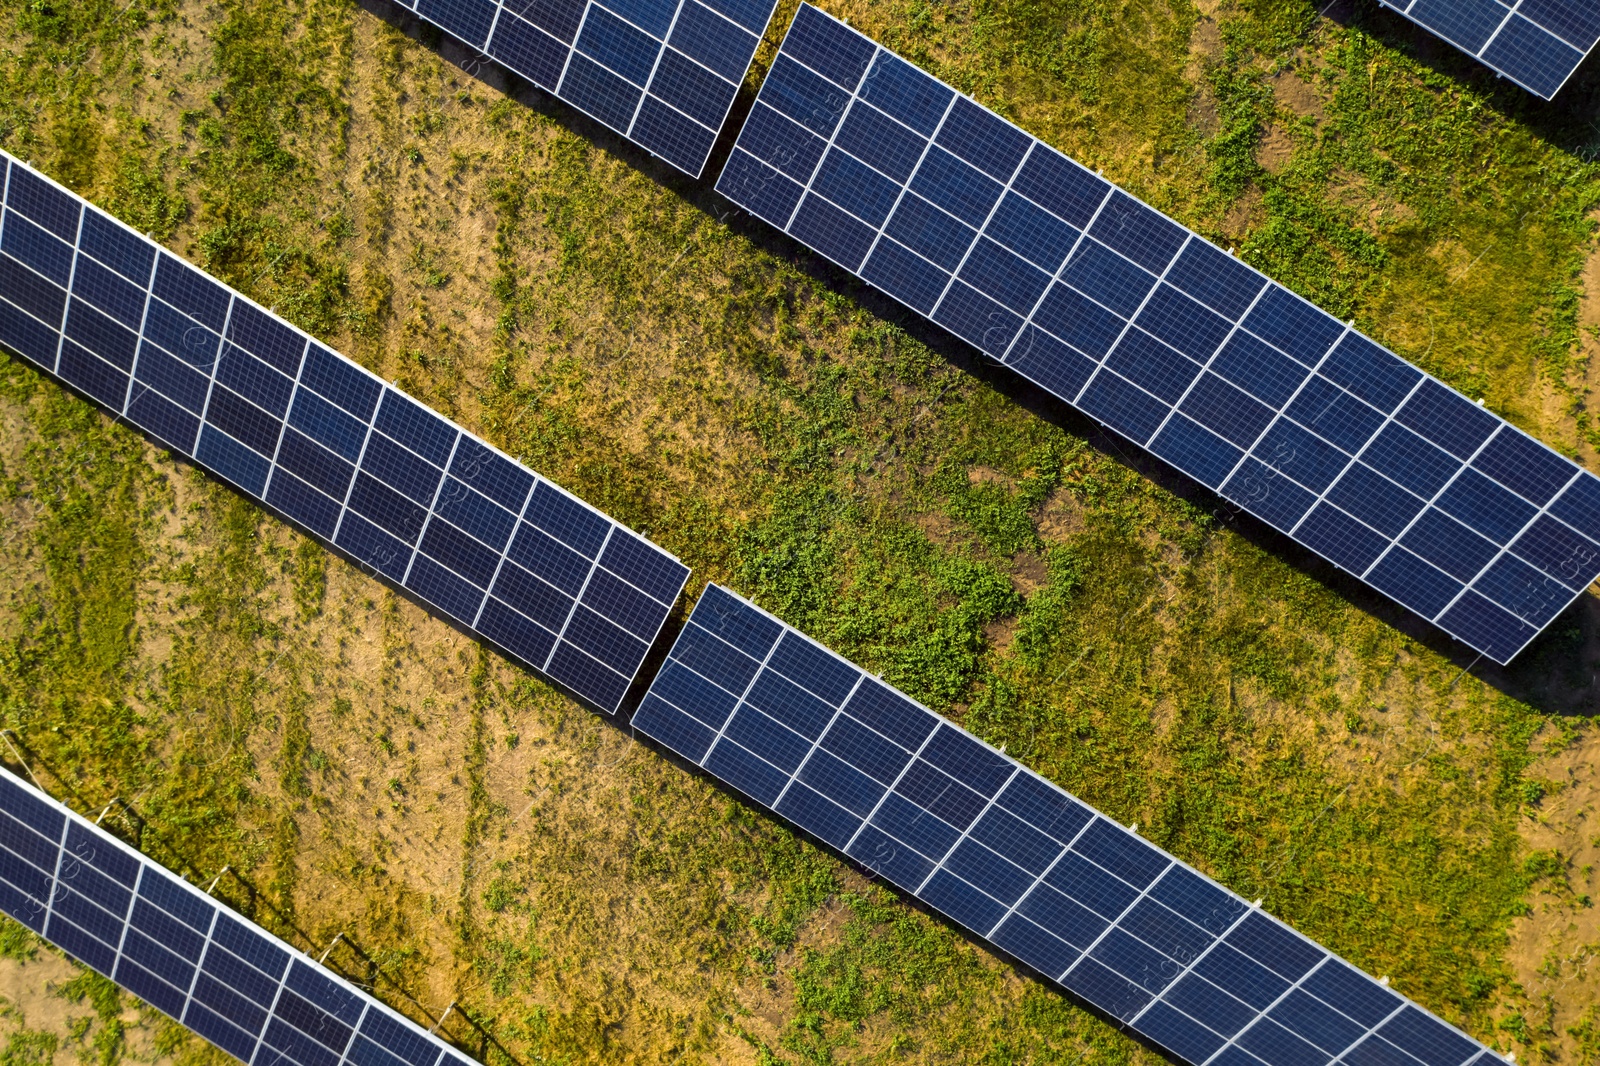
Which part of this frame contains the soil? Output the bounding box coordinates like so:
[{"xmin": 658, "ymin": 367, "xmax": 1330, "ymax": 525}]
[
  {"xmin": 1255, "ymin": 122, "xmax": 1295, "ymax": 173},
  {"xmin": 1505, "ymin": 729, "xmax": 1600, "ymax": 1060}
]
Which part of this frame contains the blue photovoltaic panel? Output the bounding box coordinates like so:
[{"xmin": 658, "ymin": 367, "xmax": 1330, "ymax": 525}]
[
  {"xmin": 1376, "ymin": 0, "xmax": 1599, "ymax": 99},
  {"xmin": 390, "ymin": 0, "xmax": 779, "ymax": 176},
  {"xmin": 633, "ymin": 585, "xmax": 1509, "ymax": 1066},
  {"xmin": 714, "ymin": 4, "xmax": 1600, "ymax": 666},
  {"xmin": 0, "ymin": 767, "xmax": 479, "ymax": 1066},
  {"xmin": 0, "ymin": 151, "xmax": 689, "ymax": 712}
]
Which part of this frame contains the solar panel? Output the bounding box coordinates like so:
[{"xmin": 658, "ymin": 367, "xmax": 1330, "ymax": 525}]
[
  {"xmin": 0, "ymin": 767, "xmax": 483, "ymax": 1066},
  {"xmin": 0, "ymin": 151, "xmax": 690, "ymax": 713},
  {"xmin": 633, "ymin": 584, "xmax": 1509, "ymax": 1066},
  {"xmin": 1376, "ymin": 0, "xmax": 1599, "ymax": 99},
  {"xmin": 392, "ymin": 0, "xmax": 780, "ymax": 177},
  {"xmin": 714, "ymin": 4, "xmax": 1600, "ymax": 666}
]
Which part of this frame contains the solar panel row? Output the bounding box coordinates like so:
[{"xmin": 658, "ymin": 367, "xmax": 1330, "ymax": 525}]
[
  {"xmin": 713, "ymin": 3, "xmax": 1600, "ymax": 666},
  {"xmin": 1376, "ymin": 0, "xmax": 1600, "ymax": 99},
  {"xmin": 633, "ymin": 584, "xmax": 1508, "ymax": 1066},
  {"xmin": 0, "ymin": 151, "xmax": 690, "ymax": 712},
  {"xmin": 0, "ymin": 768, "xmax": 480, "ymax": 1066},
  {"xmin": 393, "ymin": 0, "xmax": 780, "ymax": 176}
]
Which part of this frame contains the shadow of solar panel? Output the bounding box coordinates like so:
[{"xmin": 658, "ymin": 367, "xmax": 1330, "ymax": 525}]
[
  {"xmin": 0, "ymin": 152, "xmax": 688, "ymax": 713},
  {"xmin": 632, "ymin": 584, "xmax": 1509, "ymax": 1066},
  {"xmin": 713, "ymin": 3, "xmax": 1600, "ymax": 665},
  {"xmin": 1377, "ymin": 0, "xmax": 1598, "ymax": 98},
  {"xmin": 0, "ymin": 767, "xmax": 495, "ymax": 1066}
]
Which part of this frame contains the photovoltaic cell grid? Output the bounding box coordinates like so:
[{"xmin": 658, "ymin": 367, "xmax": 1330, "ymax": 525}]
[
  {"xmin": 391, "ymin": 0, "xmax": 778, "ymax": 176},
  {"xmin": 1376, "ymin": 0, "xmax": 1600, "ymax": 99},
  {"xmin": 714, "ymin": 4, "xmax": 1600, "ymax": 666},
  {"xmin": 634, "ymin": 585, "xmax": 1509, "ymax": 1066},
  {"xmin": 0, "ymin": 151, "xmax": 689, "ymax": 713},
  {"xmin": 0, "ymin": 768, "xmax": 481, "ymax": 1066}
]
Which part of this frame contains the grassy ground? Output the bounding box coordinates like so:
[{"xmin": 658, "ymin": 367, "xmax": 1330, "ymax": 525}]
[{"xmin": 0, "ymin": 0, "xmax": 1597, "ymax": 1063}]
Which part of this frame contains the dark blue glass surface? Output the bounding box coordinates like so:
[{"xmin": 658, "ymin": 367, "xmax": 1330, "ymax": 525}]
[
  {"xmin": 935, "ymin": 97, "xmax": 1030, "ymax": 182},
  {"xmin": 7, "ymin": 165, "xmax": 81, "ymax": 241},
  {"xmin": 493, "ymin": 18, "xmax": 572, "ymax": 90},
  {"xmin": 1060, "ymin": 238, "xmax": 1154, "ymax": 319},
  {"xmin": 1088, "ymin": 192, "xmax": 1186, "ymax": 275},
  {"xmin": 1165, "ymin": 239, "xmax": 1263, "ymax": 321},
  {"xmin": 862, "ymin": 239, "xmax": 947, "ymax": 314},
  {"xmin": 884, "ymin": 193, "xmax": 975, "ymax": 272},
  {"xmin": 575, "ymin": 7, "xmax": 658, "ymax": 86},
  {"xmin": 780, "ymin": 2, "xmax": 874, "ymax": 91},
  {"xmin": 858, "ymin": 51, "xmax": 952, "ymax": 136},
  {"xmin": 79, "ymin": 210, "xmax": 155, "ymax": 284},
  {"xmin": 667, "ymin": 1, "xmax": 755, "ymax": 80},
  {"xmin": 1011, "ymin": 146, "xmax": 1108, "ymax": 229},
  {"xmin": 834, "ymin": 102, "xmax": 927, "ymax": 184}
]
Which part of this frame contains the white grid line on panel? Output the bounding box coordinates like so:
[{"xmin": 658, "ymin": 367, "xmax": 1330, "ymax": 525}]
[
  {"xmin": 625, "ymin": 0, "xmax": 687, "ymax": 137},
  {"xmin": 329, "ymin": 386, "xmax": 384, "ymax": 546},
  {"xmin": 778, "ymin": 54, "xmax": 878, "ymax": 232},
  {"xmin": 470, "ymin": 476, "xmax": 540, "ymax": 630},
  {"xmin": 1124, "ymin": 898, "xmax": 1261, "ymax": 1028},
  {"xmin": 484, "ymin": 0, "xmax": 507, "ymax": 51},
  {"xmin": 911, "ymin": 765, "xmax": 1022, "ymax": 895},
  {"xmin": 40, "ymin": 815, "xmax": 71, "ymax": 942},
  {"xmin": 108, "ymin": 861, "xmax": 146, "ymax": 982},
  {"xmin": 853, "ymin": 96, "xmax": 960, "ymax": 277},
  {"xmin": 1434, "ymin": 466, "xmax": 1587, "ymax": 630},
  {"xmin": 259, "ymin": 338, "xmax": 314, "ymax": 500},
  {"xmin": 553, "ymin": 3, "xmax": 600, "ymax": 99},
  {"xmin": 1357, "ymin": 424, "xmax": 1505, "ymax": 583},
  {"xmin": 981, "ymin": 809, "xmax": 1099, "ymax": 940},
  {"xmin": 927, "ymin": 139, "xmax": 1039, "ymax": 324},
  {"xmin": 542, "ymin": 522, "xmax": 615, "ymax": 672},
  {"xmin": 1197, "ymin": 954, "xmax": 1332, "ymax": 1066},
  {"xmin": 118, "ymin": 243, "xmax": 164, "ymax": 418},
  {"xmin": 1324, "ymin": 1001, "xmax": 1414, "ymax": 1066},
  {"xmin": 178, "ymin": 905, "xmax": 222, "ymax": 1027},
  {"xmin": 49, "ymin": 202, "xmax": 85, "ymax": 377},
  {"xmin": 244, "ymin": 942, "xmax": 295, "ymax": 1066},
  {"xmin": 192, "ymin": 294, "xmax": 238, "ymax": 453},
  {"xmin": 998, "ymin": 178, "xmax": 1115, "ymax": 365},
  {"xmin": 1476, "ymin": 0, "xmax": 1526, "ymax": 58},
  {"xmin": 1209, "ymin": 320, "xmax": 1352, "ymax": 504},
  {"xmin": 1057, "ymin": 852, "xmax": 1178, "ymax": 983},
  {"xmin": 1069, "ymin": 232, "xmax": 1194, "ymax": 408},
  {"xmin": 332, "ymin": 1002, "xmax": 372, "ymax": 1066},
  {"xmin": 1140, "ymin": 272, "xmax": 1273, "ymax": 451},
  {"xmin": 402, "ymin": 431, "xmax": 464, "ymax": 586},
  {"xmin": 841, "ymin": 715, "xmax": 944, "ymax": 854},
  {"xmin": 769, "ymin": 672, "xmax": 866, "ymax": 806},
  {"xmin": 1286, "ymin": 372, "xmax": 1430, "ymax": 538},
  {"xmin": 0, "ymin": 161, "xmax": 10, "ymax": 255}
]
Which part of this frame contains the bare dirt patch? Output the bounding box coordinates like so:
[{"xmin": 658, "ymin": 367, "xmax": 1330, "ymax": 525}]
[
  {"xmin": 1270, "ymin": 70, "xmax": 1324, "ymax": 121},
  {"xmin": 1223, "ymin": 186, "xmax": 1265, "ymax": 242},
  {"xmin": 1188, "ymin": 87, "xmax": 1222, "ymax": 137},
  {"xmin": 0, "ymin": 949, "xmax": 171, "ymax": 1066},
  {"xmin": 1503, "ymin": 727, "xmax": 1600, "ymax": 1060},
  {"xmin": 1190, "ymin": 15, "xmax": 1223, "ymax": 60},
  {"xmin": 1034, "ymin": 486, "xmax": 1085, "ymax": 544},
  {"xmin": 1568, "ymin": 214, "xmax": 1600, "ymax": 467},
  {"xmin": 1256, "ymin": 122, "xmax": 1294, "ymax": 173},
  {"xmin": 1010, "ymin": 551, "xmax": 1049, "ymax": 596},
  {"xmin": 912, "ymin": 506, "xmax": 960, "ymax": 549}
]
